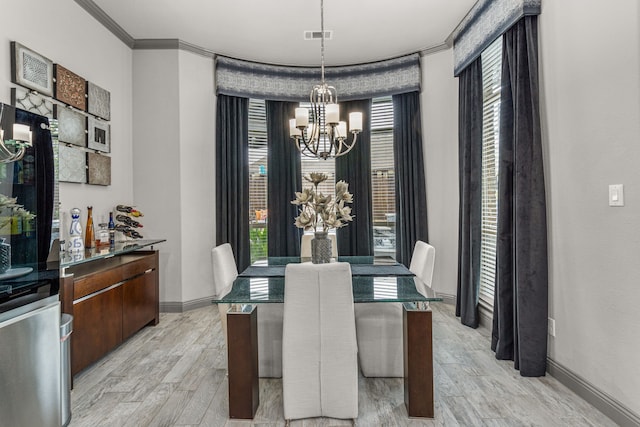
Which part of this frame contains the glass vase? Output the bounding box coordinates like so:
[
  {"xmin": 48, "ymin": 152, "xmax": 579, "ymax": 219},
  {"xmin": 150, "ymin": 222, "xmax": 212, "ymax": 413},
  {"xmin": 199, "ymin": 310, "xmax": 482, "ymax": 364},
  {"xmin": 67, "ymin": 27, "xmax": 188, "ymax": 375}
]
[{"xmin": 311, "ymin": 231, "xmax": 332, "ymax": 264}]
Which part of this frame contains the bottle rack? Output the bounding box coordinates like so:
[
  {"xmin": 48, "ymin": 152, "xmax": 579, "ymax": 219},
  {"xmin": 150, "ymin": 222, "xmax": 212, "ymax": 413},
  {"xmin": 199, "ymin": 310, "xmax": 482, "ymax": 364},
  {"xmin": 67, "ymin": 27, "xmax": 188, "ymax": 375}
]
[{"xmin": 114, "ymin": 205, "xmax": 144, "ymax": 239}]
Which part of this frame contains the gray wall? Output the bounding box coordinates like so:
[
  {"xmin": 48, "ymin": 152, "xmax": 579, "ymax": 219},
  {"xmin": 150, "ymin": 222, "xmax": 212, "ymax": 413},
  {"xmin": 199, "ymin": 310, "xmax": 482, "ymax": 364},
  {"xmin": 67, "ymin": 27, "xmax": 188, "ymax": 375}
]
[
  {"xmin": 540, "ymin": 0, "xmax": 640, "ymax": 416},
  {"xmin": 132, "ymin": 49, "xmax": 217, "ymax": 307},
  {"xmin": 422, "ymin": 49, "xmax": 459, "ymax": 299}
]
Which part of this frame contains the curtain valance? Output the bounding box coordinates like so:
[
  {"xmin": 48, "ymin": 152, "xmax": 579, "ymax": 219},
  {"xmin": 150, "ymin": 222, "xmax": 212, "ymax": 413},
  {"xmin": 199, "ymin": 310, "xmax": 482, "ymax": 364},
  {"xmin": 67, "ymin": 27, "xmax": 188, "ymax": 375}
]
[
  {"xmin": 216, "ymin": 54, "xmax": 421, "ymax": 102},
  {"xmin": 452, "ymin": 0, "xmax": 541, "ymax": 76}
]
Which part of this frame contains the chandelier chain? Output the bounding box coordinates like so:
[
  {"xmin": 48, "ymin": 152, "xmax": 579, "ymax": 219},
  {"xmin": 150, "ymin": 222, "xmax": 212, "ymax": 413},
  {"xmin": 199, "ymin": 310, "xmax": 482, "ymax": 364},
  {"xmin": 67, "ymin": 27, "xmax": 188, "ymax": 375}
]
[{"xmin": 320, "ymin": 0, "xmax": 325, "ymax": 84}]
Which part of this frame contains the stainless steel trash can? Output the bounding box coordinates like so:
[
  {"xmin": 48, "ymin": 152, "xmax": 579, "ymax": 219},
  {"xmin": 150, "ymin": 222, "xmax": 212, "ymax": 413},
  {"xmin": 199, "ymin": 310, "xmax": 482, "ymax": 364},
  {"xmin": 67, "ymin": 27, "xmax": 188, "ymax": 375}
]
[{"xmin": 60, "ymin": 313, "xmax": 73, "ymax": 427}]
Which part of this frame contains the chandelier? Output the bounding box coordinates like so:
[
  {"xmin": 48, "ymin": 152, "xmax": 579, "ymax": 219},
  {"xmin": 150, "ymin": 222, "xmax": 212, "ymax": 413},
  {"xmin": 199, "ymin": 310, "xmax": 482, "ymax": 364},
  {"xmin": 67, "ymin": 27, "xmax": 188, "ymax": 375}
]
[
  {"xmin": 0, "ymin": 105, "xmax": 32, "ymax": 164},
  {"xmin": 289, "ymin": 0, "xmax": 362, "ymax": 160}
]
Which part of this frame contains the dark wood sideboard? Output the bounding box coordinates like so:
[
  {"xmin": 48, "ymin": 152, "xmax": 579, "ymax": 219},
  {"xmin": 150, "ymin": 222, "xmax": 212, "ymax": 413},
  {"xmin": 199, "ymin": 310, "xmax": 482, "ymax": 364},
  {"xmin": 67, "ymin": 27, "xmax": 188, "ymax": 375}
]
[{"xmin": 60, "ymin": 250, "xmax": 159, "ymax": 377}]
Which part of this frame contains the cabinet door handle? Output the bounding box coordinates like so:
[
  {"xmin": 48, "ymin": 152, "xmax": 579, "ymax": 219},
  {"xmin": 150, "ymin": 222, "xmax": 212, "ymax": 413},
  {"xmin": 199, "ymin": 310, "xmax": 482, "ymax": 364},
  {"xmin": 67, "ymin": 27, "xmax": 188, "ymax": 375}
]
[
  {"xmin": 73, "ymin": 281, "xmax": 124, "ymax": 304},
  {"xmin": 145, "ymin": 268, "xmax": 154, "ymax": 274}
]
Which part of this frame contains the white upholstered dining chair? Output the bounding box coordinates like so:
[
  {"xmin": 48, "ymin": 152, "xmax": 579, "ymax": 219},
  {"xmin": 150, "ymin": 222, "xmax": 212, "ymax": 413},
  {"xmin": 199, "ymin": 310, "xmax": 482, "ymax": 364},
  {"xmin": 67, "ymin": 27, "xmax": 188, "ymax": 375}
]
[
  {"xmin": 211, "ymin": 243, "xmax": 284, "ymax": 378},
  {"xmin": 300, "ymin": 233, "xmax": 338, "ymax": 258},
  {"xmin": 211, "ymin": 243, "xmax": 237, "ymax": 348},
  {"xmin": 282, "ymin": 262, "xmax": 358, "ymax": 422},
  {"xmin": 354, "ymin": 240, "xmax": 435, "ymax": 377}
]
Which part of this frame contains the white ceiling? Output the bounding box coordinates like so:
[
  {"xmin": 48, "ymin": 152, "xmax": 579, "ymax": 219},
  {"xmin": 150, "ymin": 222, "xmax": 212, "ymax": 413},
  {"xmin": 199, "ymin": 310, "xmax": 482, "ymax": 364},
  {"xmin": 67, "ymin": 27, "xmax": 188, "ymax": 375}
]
[{"xmin": 91, "ymin": 0, "xmax": 476, "ymax": 66}]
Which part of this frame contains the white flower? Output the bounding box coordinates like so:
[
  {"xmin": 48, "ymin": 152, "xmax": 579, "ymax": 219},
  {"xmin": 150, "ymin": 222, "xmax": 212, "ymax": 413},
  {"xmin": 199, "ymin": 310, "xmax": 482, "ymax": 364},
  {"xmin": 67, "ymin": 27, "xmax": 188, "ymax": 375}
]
[
  {"xmin": 292, "ymin": 173, "xmax": 354, "ymax": 233},
  {"xmin": 291, "ymin": 188, "xmax": 314, "ymax": 205}
]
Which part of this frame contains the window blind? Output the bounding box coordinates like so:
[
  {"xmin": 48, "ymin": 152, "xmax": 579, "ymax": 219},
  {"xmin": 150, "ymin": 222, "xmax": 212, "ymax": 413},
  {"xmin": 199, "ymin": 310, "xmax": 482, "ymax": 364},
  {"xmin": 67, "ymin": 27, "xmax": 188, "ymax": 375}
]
[
  {"xmin": 248, "ymin": 99, "xmax": 268, "ymax": 262},
  {"xmin": 479, "ymin": 37, "xmax": 502, "ymax": 307},
  {"xmin": 370, "ymin": 97, "xmax": 396, "ymax": 258}
]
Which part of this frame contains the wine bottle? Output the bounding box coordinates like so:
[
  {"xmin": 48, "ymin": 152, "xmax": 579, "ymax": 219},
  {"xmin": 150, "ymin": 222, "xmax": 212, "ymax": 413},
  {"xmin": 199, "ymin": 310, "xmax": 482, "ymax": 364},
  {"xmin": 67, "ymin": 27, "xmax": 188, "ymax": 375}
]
[
  {"xmin": 116, "ymin": 214, "xmax": 143, "ymax": 228},
  {"xmin": 116, "ymin": 205, "xmax": 144, "ymax": 217},
  {"xmin": 84, "ymin": 206, "xmax": 95, "ymax": 248},
  {"xmin": 114, "ymin": 224, "xmax": 143, "ymax": 239},
  {"xmin": 108, "ymin": 212, "xmax": 115, "ymax": 248}
]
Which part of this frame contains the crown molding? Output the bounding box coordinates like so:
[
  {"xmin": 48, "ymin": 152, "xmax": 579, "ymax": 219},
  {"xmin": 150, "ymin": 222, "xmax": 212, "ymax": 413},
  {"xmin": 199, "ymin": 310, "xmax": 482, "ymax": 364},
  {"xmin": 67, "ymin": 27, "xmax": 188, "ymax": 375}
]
[
  {"xmin": 132, "ymin": 39, "xmax": 216, "ymax": 59},
  {"xmin": 73, "ymin": 0, "xmax": 135, "ymax": 48},
  {"xmin": 419, "ymin": 42, "xmax": 450, "ymax": 57}
]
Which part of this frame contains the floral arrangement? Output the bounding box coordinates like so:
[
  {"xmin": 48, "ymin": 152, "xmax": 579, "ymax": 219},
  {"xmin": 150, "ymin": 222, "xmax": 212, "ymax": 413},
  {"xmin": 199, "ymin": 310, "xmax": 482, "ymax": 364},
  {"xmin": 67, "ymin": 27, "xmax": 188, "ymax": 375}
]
[
  {"xmin": 0, "ymin": 192, "xmax": 35, "ymax": 230},
  {"xmin": 291, "ymin": 172, "xmax": 354, "ymax": 233}
]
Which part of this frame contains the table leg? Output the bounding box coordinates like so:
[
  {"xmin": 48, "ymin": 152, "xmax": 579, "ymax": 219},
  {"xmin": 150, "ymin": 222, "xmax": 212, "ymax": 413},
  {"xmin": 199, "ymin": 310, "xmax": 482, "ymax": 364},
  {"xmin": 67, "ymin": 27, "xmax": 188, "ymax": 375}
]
[
  {"xmin": 403, "ymin": 302, "xmax": 434, "ymax": 418},
  {"xmin": 227, "ymin": 305, "xmax": 259, "ymax": 419}
]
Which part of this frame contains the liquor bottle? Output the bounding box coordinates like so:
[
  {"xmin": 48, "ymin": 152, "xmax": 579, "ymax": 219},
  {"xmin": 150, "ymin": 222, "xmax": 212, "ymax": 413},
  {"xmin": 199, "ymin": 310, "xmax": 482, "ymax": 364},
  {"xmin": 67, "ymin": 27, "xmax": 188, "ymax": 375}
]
[
  {"xmin": 116, "ymin": 214, "xmax": 143, "ymax": 228},
  {"xmin": 68, "ymin": 208, "xmax": 84, "ymax": 253},
  {"xmin": 108, "ymin": 212, "xmax": 115, "ymax": 248},
  {"xmin": 116, "ymin": 205, "xmax": 144, "ymax": 217},
  {"xmin": 96, "ymin": 223, "xmax": 109, "ymax": 247},
  {"xmin": 84, "ymin": 206, "xmax": 95, "ymax": 248}
]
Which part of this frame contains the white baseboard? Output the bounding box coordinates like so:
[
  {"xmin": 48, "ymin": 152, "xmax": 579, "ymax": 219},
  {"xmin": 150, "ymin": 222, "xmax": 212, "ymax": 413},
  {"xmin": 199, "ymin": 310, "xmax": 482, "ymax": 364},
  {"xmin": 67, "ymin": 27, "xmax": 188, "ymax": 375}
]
[{"xmin": 547, "ymin": 358, "xmax": 640, "ymax": 427}]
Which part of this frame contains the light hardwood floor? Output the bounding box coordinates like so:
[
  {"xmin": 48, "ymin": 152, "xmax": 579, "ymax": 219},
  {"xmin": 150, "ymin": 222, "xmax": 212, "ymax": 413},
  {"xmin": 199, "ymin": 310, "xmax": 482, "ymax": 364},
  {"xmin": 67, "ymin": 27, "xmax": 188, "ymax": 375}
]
[{"xmin": 68, "ymin": 303, "xmax": 617, "ymax": 427}]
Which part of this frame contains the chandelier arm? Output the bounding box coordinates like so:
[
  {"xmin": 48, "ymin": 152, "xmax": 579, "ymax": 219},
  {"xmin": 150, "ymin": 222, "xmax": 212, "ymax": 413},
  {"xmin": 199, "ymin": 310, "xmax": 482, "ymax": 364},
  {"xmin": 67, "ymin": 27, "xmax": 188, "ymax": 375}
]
[
  {"xmin": 337, "ymin": 133, "xmax": 358, "ymax": 157},
  {"xmin": 0, "ymin": 140, "xmax": 26, "ymax": 163},
  {"xmin": 294, "ymin": 135, "xmax": 321, "ymax": 159}
]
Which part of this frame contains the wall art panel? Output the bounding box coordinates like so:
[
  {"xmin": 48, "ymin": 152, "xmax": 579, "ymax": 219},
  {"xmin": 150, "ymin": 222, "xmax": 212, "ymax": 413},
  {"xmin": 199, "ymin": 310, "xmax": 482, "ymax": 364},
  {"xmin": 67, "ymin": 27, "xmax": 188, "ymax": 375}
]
[
  {"xmin": 87, "ymin": 81, "xmax": 111, "ymax": 120},
  {"xmin": 10, "ymin": 42, "xmax": 54, "ymax": 96},
  {"xmin": 87, "ymin": 152, "xmax": 111, "ymax": 186},
  {"xmin": 87, "ymin": 117, "xmax": 110, "ymax": 153},
  {"xmin": 54, "ymin": 105, "xmax": 86, "ymax": 147},
  {"xmin": 54, "ymin": 64, "xmax": 86, "ymax": 110},
  {"xmin": 11, "ymin": 87, "xmax": 53, "ymax": 118},
  {"xmin": 59, "ymin": 144, "xmax": 86, "ymax": 183}
]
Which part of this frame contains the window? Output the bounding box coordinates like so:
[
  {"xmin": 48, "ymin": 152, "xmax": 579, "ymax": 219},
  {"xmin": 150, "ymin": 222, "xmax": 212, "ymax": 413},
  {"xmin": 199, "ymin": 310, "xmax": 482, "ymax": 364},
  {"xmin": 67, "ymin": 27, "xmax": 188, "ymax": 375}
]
[
  {"xmin": 248, "ymin": 97, "xmax": 397, "ymax": 259},
  {"xmin": 299, "ymin": 97, "xmax": 396, "ymax": 257},
  {"xmin": 371, "ymin": 97, "xmax": 396, "ymax": 258},
  {"xmin": 248, "ymin": 99, "xmax": 268, "ymax": 263},
  {"xmin": 479, "ymin": 37, "xmax": 502, "ymax": 307}
]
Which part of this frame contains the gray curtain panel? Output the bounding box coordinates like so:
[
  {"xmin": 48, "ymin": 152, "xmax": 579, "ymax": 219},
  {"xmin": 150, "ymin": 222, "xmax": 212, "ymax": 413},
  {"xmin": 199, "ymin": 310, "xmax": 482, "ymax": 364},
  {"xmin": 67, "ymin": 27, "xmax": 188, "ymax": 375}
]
[
  {"xmin": 335, "ymin": 99, "xmax": 374, "ymax": 256},
  {"xmin": 216, "ymin": 94, "xmax": 251, "ymax": 272},
  {"xmin": 266, "ymin": 101, "xmax": 302, "ymax": 257},
  {"xmin": 492, "ymin": 16, "xmax": 548, "ymax": 377},
  {"xmin": 455, "ymin": 57, "xmax": 484, "ymax": 329},
  {"xmin": 392, "ymin": 91, "xmax": 428, "ymax": 267}
]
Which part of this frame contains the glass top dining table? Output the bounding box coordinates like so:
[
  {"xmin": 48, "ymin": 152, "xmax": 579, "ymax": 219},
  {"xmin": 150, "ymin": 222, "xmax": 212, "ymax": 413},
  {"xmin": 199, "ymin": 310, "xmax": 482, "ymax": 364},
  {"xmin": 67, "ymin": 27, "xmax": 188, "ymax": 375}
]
[{"xmin": 215, "ymin": 255, "xmax": 442, "ymax": 304}]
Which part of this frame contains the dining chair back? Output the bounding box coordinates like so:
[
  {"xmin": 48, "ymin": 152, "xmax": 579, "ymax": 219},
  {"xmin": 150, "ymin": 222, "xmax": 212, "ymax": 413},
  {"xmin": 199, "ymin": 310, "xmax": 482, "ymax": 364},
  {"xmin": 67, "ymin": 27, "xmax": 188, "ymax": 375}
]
[
  {"xmin": 300, "ymin": 233, "xmax": 338, "ymax": 258},
  {"xmin": 211, "ymin": 243, "xmax": 238, "ymax": 347},
  {"xmin": 409, "ymin": 240, "xmax": 436, "ymax": 296},
  {"xmin": 211, "ymin": 244, "xmax": 284, "ymax": 378},
  {"xmin": 355, "ymin": 240, "xmax": 436, "ymax": 377},
  {"xmin": 282, "ymin": 262, "xmax": 358, "ymax": 421}
]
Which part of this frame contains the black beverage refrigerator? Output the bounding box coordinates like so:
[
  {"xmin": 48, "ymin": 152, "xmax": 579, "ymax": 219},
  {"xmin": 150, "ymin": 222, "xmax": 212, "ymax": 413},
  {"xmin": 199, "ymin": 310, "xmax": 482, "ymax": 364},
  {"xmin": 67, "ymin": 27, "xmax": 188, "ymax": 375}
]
[{"xmin": 0, "ymin": 103, "xmax": 62, "ymax": 427}]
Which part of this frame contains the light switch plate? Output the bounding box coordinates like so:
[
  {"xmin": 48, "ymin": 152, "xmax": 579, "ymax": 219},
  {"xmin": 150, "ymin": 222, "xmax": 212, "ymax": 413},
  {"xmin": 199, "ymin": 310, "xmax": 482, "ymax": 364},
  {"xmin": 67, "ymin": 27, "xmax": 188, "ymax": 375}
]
[{"xmin": 609, "ymin": 184, "xmax": 624, "ymax": 206}]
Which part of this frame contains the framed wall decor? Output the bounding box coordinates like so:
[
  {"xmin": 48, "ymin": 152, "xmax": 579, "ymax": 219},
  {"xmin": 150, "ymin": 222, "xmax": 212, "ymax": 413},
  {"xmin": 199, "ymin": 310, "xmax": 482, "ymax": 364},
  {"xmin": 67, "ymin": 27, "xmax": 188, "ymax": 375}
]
[
  {"xmin": 87, "ymin": 152, "xmax": 111, "ymax": 186},
  {"xmin": 10, "ymin": 42, "xmax": 54, "ymax": 97},
  {"xmin": 87, "ymin": 116, "xmax": 110, "ymax": 153},
  {"xmin": 54, "ymin": 64, "xmax": 86, "ymax": 110},
  {"xmin": 11, "ymin": 87, "xmax": 53, "ymax": 118},
  {"xmin": 87, "ymin": 81, "xmax": 111, "ymax": 120},
  {"xmin": 54, "ymin": 105, "xmax": 86, "ymax": 147},
  {"xmin": 59, "ymin": 144, "xmax": 86, "ymax": 183}
]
